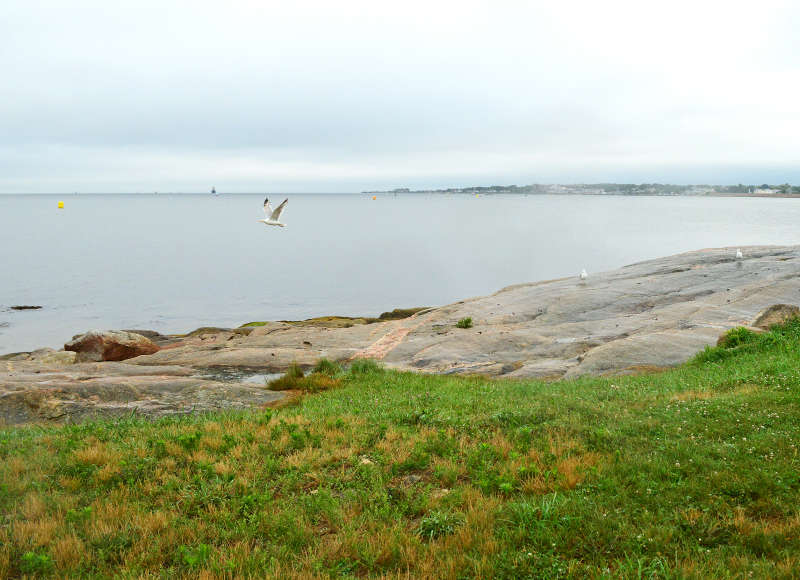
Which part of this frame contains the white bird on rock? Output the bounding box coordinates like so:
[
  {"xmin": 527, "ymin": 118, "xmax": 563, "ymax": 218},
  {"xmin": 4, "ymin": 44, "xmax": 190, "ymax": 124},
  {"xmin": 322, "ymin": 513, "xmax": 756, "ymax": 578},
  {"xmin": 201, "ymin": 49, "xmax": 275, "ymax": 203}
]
[
  {"xmin": 258, "ymin": 197, "xmax": 288, "ymax": 227},
  {"xmin": 736, "ymin": 248, "xmax": 743, "ymax": 259},
  {"xmin": 579, "ymin": 269, "xmax": 588, "ymax": 280}
]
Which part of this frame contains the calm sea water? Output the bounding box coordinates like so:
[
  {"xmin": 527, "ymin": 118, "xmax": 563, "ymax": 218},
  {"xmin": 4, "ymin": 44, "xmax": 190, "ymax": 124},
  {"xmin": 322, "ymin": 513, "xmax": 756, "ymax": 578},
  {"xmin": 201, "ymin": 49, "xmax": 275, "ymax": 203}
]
[{"xmin": 2, "ymin": 193, "xmax": 800, "ymax": 354}]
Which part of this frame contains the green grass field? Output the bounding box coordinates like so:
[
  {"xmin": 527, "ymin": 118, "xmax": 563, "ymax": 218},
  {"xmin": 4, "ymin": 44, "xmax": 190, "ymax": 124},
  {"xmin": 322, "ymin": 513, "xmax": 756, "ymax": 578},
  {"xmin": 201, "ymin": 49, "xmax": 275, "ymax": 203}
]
[{"xmin": 1, "ymin": 321, "xmax": 799, "ymax": 578}]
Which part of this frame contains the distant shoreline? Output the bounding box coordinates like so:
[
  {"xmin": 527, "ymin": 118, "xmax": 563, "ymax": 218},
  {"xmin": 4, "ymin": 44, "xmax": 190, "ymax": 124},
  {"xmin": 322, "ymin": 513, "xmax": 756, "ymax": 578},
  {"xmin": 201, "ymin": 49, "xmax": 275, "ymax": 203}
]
[
  {"xmin": 363, "ymin": 191, "xmax": 800, "ymax": 199},
  {"xmin": 363, "ymin": 183, "xmax": 800, "ymax": 197}
]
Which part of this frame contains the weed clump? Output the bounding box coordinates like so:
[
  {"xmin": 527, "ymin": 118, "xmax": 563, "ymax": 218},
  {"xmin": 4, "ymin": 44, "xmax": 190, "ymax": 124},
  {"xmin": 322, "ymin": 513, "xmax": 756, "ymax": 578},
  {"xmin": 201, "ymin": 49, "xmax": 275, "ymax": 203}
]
[
  {"xmin": 313, "ymin": 358, "xmax": 342, "ymax": 377},
  {"xmin": 691, "ymin": 320, "xmax": 800, "ymax": 365},
  {"xmin": 377, "ymin": 307, "xmax": 430, "ymax": 320},
  {"xmin": 716, "ymin": 326, "xmax": 758, "ymax": 349},
  {"xmin": 348, "ymin": 358, "xmax": 384, "ymax": 375},
  {"xmin": 416, "ymin": 511, "xmax": 464, "ymax": 540},
  {"xmin": 456, "ymin": 317, "xmax": 473, "ymax": 329},
  {"xmin": 178, "ymin": 544, "xmax": 212, "ymax": 568},
  {"xmin": 268, "ymin": 363, "xmax": 339, "ymax": 393},
  {"xmin": 20, "ymin": 551, "xmax": 53, "ymax": 575}
]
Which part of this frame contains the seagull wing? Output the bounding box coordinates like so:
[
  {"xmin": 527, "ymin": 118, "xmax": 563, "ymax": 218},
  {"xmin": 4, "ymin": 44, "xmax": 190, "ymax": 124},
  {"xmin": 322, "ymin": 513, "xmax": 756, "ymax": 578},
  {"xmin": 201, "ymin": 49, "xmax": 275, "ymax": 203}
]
[
  {"xmin": 263, "ymin": 197, "xmax": 273, "ymax": 216},
  {"xmin": 270, "ymin": 198, "xmax": 288, "ymax": 221}
]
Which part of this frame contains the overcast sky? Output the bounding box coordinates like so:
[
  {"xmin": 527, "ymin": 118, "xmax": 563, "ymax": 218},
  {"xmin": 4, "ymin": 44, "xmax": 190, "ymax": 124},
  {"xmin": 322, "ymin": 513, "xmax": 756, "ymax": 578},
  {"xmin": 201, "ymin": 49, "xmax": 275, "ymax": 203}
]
[{"xmin": 1, "ymin": 0, "xmax": 799, "ymax": 192}]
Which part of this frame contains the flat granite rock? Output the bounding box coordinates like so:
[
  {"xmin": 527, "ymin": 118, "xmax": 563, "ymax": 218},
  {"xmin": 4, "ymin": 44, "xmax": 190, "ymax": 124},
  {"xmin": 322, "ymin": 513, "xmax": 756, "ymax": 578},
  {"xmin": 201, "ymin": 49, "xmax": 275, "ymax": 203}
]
[
  {"xmin": 3, "ymin": 245, "xmax": 800, "ymax": 425},
  {"xmin": 129, "ymin": 245, "xmax": 800, "ymax": 378},
  {"xmin": 0, "ymin": 361, "xmax": 284, "ymax": 425}
]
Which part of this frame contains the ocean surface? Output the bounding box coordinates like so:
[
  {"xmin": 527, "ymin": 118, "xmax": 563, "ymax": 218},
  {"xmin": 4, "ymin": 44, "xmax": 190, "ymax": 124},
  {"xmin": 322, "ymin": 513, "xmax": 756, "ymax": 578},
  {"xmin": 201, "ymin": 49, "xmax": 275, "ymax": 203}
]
[{"xmin": 2, "ymin": 193, "xmax": 800, "ymax": 354}]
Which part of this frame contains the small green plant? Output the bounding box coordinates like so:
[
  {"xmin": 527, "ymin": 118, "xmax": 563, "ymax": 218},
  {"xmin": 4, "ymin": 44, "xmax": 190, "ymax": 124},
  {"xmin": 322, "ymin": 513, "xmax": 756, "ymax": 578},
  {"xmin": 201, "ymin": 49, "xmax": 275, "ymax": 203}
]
[
  {"xmin": 66, "ymin": 506, "xmax": 93, "ymax": 523},
  {"xmin": 456, "ymin": 317, "xmax": 473, "ymax": 329},
  {"xmin": 716, "ymin": 326, "xmax": 757, "ymax": 349},
  {"xmin": 20, "ymin": 551, "xmax": 53, "ymax": 575},
  {"xmin": 176, "ymin": 431, "xmax": 202, "ymax": 451},
  {"xmin": 313, "ymin": 358, "xmax": 342, "ymax": 377},
  {"xmin": 416, "ymin": 511, "xmax": 464, "ymax": 540},
  {"xmin": 178, "ymin": 543, "xmax": 212, "ymax": 568}
]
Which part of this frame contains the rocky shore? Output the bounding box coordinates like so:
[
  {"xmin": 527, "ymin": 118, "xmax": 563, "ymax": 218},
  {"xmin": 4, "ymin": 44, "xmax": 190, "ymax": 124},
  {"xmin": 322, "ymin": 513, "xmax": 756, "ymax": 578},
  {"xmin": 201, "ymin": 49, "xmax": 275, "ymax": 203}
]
[{"xmin": 2, "ymin": 245, "xmax": 799, "ymax": 425}]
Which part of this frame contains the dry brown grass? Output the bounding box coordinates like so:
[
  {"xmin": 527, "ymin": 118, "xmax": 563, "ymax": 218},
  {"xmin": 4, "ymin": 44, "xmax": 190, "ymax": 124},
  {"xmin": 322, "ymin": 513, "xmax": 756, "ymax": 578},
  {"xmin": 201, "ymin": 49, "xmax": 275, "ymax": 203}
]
[
  {"xmin": 51, "ymin": 534, "xmax": 83, "ymax": 569},
  {"xmin": 72, "ymin": 440, "xmax": 119, "ymax": 466},
  {"xmin": 134, "ymin": 510, "xmax": 171, "ymax": 534},
  {"xmin": 728, "ymin": 508, "xmax": 800, "ymax": 536},
  {"xmin": 489, "ymin": 431, "xmax": 513, "ymax": 458},
  {"xmin": 681, "ymin": 507, "xmax": 703, "ymax": 524},
  {"xmin": 96, "ymin": 462, "xmax": 121, "ymax": 483},
  {"xmin": 200, "ymin": 434, "xmax": 225, "ymax": 451},
  {"xmin": 20, "ymin": 494, "xmax": 47, "ymax": 520},
  {"xmin": 0, "ymin": 550, "xmax": 10, "ymax": 579},
  {"xmin": 12, "ymin": 517, "xmax": 60, "ymax": 548},
  {"xmin": 557, "ymin": 453, "xmax": 602, "ymax": 490},
  {"xmin": 58, "ymin": 475, "xmax": 81, "ymax": 492},
  {"xmin": 6, "ymin": 456, "xmax": 27, "ymax": 478}
]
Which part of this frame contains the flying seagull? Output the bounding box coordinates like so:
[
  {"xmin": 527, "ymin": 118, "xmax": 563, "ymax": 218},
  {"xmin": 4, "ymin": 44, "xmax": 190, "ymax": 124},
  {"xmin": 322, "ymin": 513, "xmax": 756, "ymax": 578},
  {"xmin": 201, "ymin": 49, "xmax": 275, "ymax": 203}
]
[
  {"xmin": 735, "ymin": 248, "xmax": 743, "ymax": 259},
  {"xmin": 579, "ymin": 269, "xmax": 588, "ymax": 280},
  {"xmin": 258, "ymin": 197, "xmax": 288, "ymax": 227}
]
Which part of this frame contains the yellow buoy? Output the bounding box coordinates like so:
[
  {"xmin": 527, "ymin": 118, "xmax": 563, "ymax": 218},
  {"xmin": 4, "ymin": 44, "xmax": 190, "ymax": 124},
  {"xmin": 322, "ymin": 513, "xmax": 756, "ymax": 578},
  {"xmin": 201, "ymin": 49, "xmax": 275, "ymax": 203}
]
[
  {"xmin": 372, "ymin": 196, "xmax": 376, "ymax": 200},
  {"xmin": 58, "ymin": 201, "xmax": 64, "ymax": 208}
]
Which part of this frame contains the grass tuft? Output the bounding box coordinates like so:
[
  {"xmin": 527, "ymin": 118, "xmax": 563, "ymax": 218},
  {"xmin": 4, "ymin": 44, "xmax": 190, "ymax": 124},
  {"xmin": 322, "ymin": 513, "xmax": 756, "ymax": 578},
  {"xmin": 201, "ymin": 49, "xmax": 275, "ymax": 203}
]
[
  {"xmin": 348, "ymin": 358, "xmax": 384, "ymax": 375},
  {"xmin": 417, "ymin": 511, "xmax": 464, "ymax": 540},
  {"xmin": 313, "ymin": 358, "xmax": 342, "ymax": 378},
  {"xmin": 716, "ymin": 326, "xmax": 758, "ymax": 349},
  {"xmin": 455, "ymin": 317, "xmax": 473, "ymax": 329},
  {"xmin": 268, "ymin": 362, "xmax": 340, "ymax": 393}
]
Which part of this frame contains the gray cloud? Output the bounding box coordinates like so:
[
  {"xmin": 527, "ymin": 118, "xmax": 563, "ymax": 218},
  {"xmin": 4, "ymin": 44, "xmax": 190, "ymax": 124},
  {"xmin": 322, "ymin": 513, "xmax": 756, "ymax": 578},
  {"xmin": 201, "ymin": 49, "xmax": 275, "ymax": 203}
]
[{"xmin": 1, "ymin": 0, "xmax": 799, "ymax": 191}]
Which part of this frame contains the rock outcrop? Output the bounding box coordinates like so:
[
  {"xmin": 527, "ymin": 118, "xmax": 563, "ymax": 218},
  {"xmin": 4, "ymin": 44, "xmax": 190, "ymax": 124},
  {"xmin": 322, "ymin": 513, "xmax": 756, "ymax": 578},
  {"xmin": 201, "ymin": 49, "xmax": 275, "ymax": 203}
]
[
  {"xmin": 127, "ymin": 245, "xmax": 800, "ymax": 379},
  {"xmin": 3, "ymin": 245, "xmax": 800, "ymax": 425},
  {"xmin": 0, "ymin": 361, "xmax": 284, "ymax": 425},
  {"xmin": 752, "ymin": 304, "xmax": 800, "ymax": 329},
  {"xmin": 64, "ymin": 330, "xmax": 160, "ymax": 362}
]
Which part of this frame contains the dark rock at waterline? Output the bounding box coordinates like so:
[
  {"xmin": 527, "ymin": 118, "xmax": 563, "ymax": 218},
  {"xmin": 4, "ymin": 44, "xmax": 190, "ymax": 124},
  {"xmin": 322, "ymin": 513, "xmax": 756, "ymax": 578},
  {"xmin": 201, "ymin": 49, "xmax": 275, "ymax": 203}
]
[
  {"xmin": 10, "ymin": 305, "xmax": 42, "ymax": 310},
  {"xmin": 65, "ymin": 330, "xmax": 160, "ymax": 362}
]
